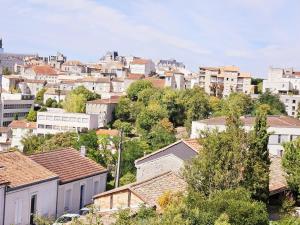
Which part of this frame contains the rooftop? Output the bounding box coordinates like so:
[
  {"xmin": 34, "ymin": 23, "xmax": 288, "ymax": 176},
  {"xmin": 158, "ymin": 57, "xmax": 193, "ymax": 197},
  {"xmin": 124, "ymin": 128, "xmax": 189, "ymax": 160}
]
[
  {"xmin": 96, "ymin": 129, "xmax": 119, "ymax": 136},
  {"xmin": 126, "ymin": 73, "xmax": 145, "ymax": 80},
  {"xmin": 32, "ymin": 65, "xmax": 58, "ymax": 75},
  {"xmin": 131, "ymin": 58, "xmax": 151, "ymax": 65},
  {"xmin": 196, "ymin": 115, "xmax": 300, "ymax": 128},
  {"xmin": 29, "ymin": 147, "xmax": 108, "ymax": 184},
  {"xmin": 87, "ymin": 97, "xmax": 120, "ymax": 105},
  {"xmin": 94, "ymin": 171, "xmax": 186, "ymax": 207},
  {"xmin": 0, "ymin": 151, "xmax": 58, "ymax": 189},
  {"xmin": 269, "ymin": 155, "xmax": 288, "ymax": 195},
  {"xmin": 145, "ymin": 77, "xmax": 165, "ymax": 89},
  {"xmin": 8, "ymin": 120, "xmax": 36, "ymax": 129}
]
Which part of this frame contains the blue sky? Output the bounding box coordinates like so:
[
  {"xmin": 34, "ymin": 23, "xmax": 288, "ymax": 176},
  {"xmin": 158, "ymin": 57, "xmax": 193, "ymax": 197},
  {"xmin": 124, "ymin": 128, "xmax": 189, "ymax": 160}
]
[{"xmin": 1, "ymin": 0, "xmax": 300, "ymax": 77}]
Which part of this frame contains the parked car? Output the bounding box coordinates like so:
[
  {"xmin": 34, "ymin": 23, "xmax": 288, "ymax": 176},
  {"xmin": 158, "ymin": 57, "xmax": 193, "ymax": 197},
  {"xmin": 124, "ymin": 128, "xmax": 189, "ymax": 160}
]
[
  {"xmin": 79, "ymin": 207, "xmax": 91, "ymax": 215},
  {"xmin": 53, "ymin": 214, "xmax": 80, "ymax": 225}
]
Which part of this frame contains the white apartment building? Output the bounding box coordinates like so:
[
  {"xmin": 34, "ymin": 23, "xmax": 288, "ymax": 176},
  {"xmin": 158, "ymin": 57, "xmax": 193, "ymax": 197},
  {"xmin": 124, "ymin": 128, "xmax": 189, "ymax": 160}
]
[
  {"xmin": 191, "ymin": 115, "xmax": 300, "ymax": 156},
  {"xmin": 36, "ymin": 108, "xmax": 98, "ymax": 135},
  {"xmin": 75, "ymin": 77, "xmax": 111, "ymax": 95},
  {"xmin": 86, "ymin": 97, "xmax": 119, "ymax": 128},
  {"xmin": 280, "ymin": 95, "xmax": 300, "ymax": 117},
  {"xmin": 0, "ymin": 93, "xmax": 34, "ymax": 126},
  {"xmin": 195, "ymin": 66, "xmax": 252, "ymax": 97},
  {"xmin": 263, "ymin": 67, "xmax": 300, "ymax": 94},
  {"xmin": 129, "ymin": 58, "xmax": 155, "ymax": 76}
]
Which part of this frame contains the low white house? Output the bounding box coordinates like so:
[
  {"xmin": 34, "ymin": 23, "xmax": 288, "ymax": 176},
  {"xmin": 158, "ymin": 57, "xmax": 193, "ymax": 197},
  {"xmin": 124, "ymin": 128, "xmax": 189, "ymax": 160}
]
[
  {"xmin": 36, "ymin": 109, "xmax": 98, "ymax": 135},
  {"xmin": 8, "ymin": 120, "xmax": 37, "ymax": 151},
  {"xmin": 30, "ymin": 147, "xmax": 108, "ymax": 216},
  {"xmin": 190, "ymin": 115, "xmax": 300, "ymax": 156},
  {"xmin": 0, "ymin": 151, "xmax": 59, "ymax": 225}
]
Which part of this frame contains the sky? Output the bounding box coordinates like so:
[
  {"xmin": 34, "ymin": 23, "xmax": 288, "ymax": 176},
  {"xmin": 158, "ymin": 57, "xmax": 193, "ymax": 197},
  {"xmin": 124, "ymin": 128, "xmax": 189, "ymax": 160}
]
[{"xmin": 1, "ymin": 0, "xmax": 300, "ymax": 78}]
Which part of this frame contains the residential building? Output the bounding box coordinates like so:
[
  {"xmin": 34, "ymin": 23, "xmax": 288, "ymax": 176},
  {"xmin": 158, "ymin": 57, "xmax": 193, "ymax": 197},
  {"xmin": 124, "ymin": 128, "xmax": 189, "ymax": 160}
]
[
  {"xmin": 190, "ymin": 115, "xmax": 300, "ymax": 156},
  {"xmin": 93, "ymin": 171, "xmax": 186, "ymax": 212},
  {"xmin": 36, "ymin": 108, "xmax": 98, "ymax": 135},
  {"xmin": 48, "ymin": 52, "xmax": 67, "ymax": 70},
  {"xmin": 262, "ymin": 67, "xmax": 300, "ymax": 94},
  {"xmin": 129, "ymin": 58, "xmax": 155, "ymax": 76},
  {"xmin": 86, "ymin": 97, "xmax": 119, "ymax": 128},
  {"xmin": 19, "ymin": 79, "xmax": 46, "ymax": 95},
  {"xmin": 157, "ymin": 59, "xmax": 185, "ymax": 70},
  {"xmin": 61, "ymin": 60, "xmax": 86, "ymax": 74},
  {"xmin": 75, "ymin": 77, "xmax": 111, "ymax": 95},
  {"xmin": 0, "ymin": 127, "xmax": 12, "ymax": 151},
  {"xmin": 30, "ymin": 147, "xmax": 108, "ymax": 216},
  {"xmin": 0, "ymin": 151, "xmax": 58, "ymax": 225},
  {"xmin": 280, "ymin": 95, "xmax": 300, "ymax": 117},
  {"xmin": 8, "ymin": 120, "xmax": 37, "ymax": 151},
  {"xmin": 43, "ymin": 88, "xmax": 68, "ymax": 104},
  {"xmin": 0, "ymin": 179, "xmax": 8, "ymax": 225},
  {"xmin": 0, "ymin": 93, "xmax": 34, "ymax": 126},
  {"xmin": 1, "ymin": 75, "xmax": 24, "ymax": 93},
  {"xmin": 135, "ymin": 139, "xmax": 200, "ymax": 182},
  {"xmin": 23, "ymin": 65, "xmax": 59, "ymax": 84},
  {"xmin": 196, "ymin": 66, "xmax": 252, "ymax": 97}
]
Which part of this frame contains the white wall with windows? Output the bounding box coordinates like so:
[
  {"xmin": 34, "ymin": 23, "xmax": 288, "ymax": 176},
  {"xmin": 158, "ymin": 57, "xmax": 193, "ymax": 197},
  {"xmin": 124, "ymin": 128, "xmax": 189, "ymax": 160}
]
[{"xmin": 56, "ymin": 173, "xmax": 107, "ymax": 216}]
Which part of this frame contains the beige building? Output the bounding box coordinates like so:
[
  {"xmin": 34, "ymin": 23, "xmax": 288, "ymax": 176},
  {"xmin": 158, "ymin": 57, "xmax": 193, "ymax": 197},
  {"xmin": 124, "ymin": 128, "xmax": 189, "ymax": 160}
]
[
  {"xmin": 194, "ymin": 66, "xmax": 252, "ymax": 97},
  {"xmin": 86, "ymin": 97, "xmax": 119, "ymax": 128}
]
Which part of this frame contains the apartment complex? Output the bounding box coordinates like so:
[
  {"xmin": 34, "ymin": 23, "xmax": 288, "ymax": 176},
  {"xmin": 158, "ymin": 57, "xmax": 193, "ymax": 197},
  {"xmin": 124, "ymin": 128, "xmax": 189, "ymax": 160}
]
[
  {"xmin": 190, "ymin": 115, "xmax": 300, "ymax": 156},
  {"xmin": 36, "ymin": 108, "xmax": 98, "ymax": 135},
  {"xmin": 193, "ymin": 66, "xmax": 252, "ymax": 97},
  {"xmin": 0, "ymin": 93, "xmax": 34, "ymax": 126}
]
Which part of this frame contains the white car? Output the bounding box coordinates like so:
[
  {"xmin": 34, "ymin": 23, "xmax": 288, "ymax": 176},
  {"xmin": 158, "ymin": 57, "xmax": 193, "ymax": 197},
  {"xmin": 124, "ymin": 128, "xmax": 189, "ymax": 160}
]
[{"xmin": 53, "ymin": 214, "xmax": 80, "ymax": 225}]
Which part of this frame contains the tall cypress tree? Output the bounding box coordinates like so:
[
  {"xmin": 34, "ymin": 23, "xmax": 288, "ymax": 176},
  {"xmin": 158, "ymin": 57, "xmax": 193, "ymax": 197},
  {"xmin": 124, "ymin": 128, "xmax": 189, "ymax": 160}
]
[{"xmin": 244, "ymin": 106, "xmax": 270, "ymax": 202}]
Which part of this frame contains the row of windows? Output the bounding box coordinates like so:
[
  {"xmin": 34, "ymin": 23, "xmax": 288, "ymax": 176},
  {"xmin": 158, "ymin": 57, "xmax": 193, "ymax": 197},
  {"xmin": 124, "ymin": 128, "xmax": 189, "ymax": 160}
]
[
  {"xmin": 38, "ymin": 115, "xmax": 89, "ymax": 123},
  {"xmin": 4, "ymin": 112, "xmax": 27, "ymax": 118},
  {"xmin": 4, "ymin": 104, "xmax": 32, "ymax": 109},
  {"xmin": 37, "ymin": 124, "xmax": 87, "ymax": 132}
]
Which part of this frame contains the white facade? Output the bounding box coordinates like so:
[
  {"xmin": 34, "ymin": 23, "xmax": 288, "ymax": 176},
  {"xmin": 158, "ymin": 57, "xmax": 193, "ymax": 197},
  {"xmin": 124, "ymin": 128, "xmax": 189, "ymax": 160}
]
[
  {"xmin": 10, "ymin": 127, "xmax": 36, "ymax": 151},
  {"xmin": 129, "ymin": 60, "xmax": 155, "ymax": 76},
  {"xmin": 191, "ymin": 119, "xmax": 300, "ymax": 156},
  {"xmin": 57, "ymin": 173, "xmax": 107, "ymax": 216},
  {"xmin": 37, "ymin": 109, "xmax": 98, "ymax": 135},
  {"xmin": 4, "ymin": 179, "xmax": 58, "ymax": 225},
  {"xmin": 0, "ymin": 184, "xmax": 5, "ymax": 225},
  {"xmin": 280, "ymin": 95, "xmax": 300, "ymax": 117},
  {"xmin": 0, "ymin": 93, "xmax": 34, "ymax": 127}
]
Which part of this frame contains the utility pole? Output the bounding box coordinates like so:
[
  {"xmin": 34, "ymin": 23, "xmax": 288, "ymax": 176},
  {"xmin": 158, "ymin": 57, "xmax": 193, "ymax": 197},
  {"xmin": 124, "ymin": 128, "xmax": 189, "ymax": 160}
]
[{"xmin": 115, "ymin": 128, "xmax": 123, "ymax": 188}]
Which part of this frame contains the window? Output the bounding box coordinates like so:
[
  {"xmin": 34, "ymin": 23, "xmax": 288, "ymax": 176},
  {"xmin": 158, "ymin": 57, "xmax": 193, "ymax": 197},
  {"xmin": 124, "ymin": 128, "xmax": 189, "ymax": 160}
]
[
  {"xmin": 38, "ymin": 124, "xmax": 44, "ymax": 128},
  {"xmin": 277, "ymin": 149, "xmax": 283, "ymax": 157},
  {"xmin": 64, "ymin": 189, "xmax": 71, "ymax": 211},
  {"xmin": 38, "ymin": 115, "xmax": 45, "ymax": 120},
  {"xmin": 46, "ymin": 116, "xmax": 53, "ymax": 120},
  {"xmin": 82, "ymin": 118, "xmax": 88, "ymax": 123},
  {"xmin": 292, "ymin": 106, "xmax": 296, "ymax": 110},
  {"xmin": 278, "ymin": 134, "xmax": 281, "ymax": 144},
  {"xmin": 94, "ymin": 181, "xmax": 99, "ymax": 195},
  {"xmin": 293, "ymin": 100, "xmax": 296, "ymax": 104},
  {"xmin": 54, "ymin": 116, "xmax": 61, "ymax": 121},
  {"xmin": 14, "ymin": 198, "xmax": 22, "ymax": 224},
  {"xmin": 45, "ymin": 125, "xmax": 52, "ymax": 129}
]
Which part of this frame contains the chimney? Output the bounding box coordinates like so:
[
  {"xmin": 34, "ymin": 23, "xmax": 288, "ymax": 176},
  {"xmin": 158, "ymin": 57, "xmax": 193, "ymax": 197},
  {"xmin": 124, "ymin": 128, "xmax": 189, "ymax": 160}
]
[{"xmin": 80, "ymin": 146, "xmax": 86, "ymax": 157}]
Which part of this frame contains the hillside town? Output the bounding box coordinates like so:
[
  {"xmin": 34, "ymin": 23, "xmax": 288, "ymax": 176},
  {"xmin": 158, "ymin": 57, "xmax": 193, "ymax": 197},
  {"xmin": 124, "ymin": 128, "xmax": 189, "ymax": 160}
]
[{"xmin": 1, "ymin": 36, "xmax": 300, "ymax": 225}]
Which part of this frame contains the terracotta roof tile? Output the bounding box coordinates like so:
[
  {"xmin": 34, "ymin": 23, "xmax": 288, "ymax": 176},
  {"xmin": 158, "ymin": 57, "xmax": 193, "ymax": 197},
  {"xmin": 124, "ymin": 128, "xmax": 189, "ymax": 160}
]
[
  {"xmin": 32, "ymin": 65, "xmax": 58, "ymax": 76},
  {"xmin": 131, "ymin": 58, "xmax": 151, "ymax": 65},
  {"xmin": 87, "ymin": 97, "xmax": 119, "ymax": 105},
  {"xmin": 145, "ymin": 77, "xmax": 165, "ymax": 88},
  {"xmin": 8, "ymin": 120, "xmax": 36, "ymax": 129},
  {"xmin": 96, "ymin": 129, "xmax": 119, "ymax": 136},
  {"xmin": 269, "ymin": 155, "xmax": 288, "ymax": 195},
  {"xmin": 126, "ymin": 73, "xmax": 145, "ymax": 80},
  {"xmin": 0, "ymin": 151, "xmax": 58, "ymax": 189},
  {"xmin": 29, "ymin": 148, "xmax": 108, "ymax": 184},
  {"xmin": 0, "ymin": 127, "xmax": 11, "ymax": 133},
  {"xmin": 63, "ymin": 60, "xmax": 84, "ymax": 66},
  {"xmin": 77, "ymin": 77, "xmax": 110, "ymax": 83},
  {"xmin": 198, "ymin": 115, "xmax": 300, "ymax": 128}
]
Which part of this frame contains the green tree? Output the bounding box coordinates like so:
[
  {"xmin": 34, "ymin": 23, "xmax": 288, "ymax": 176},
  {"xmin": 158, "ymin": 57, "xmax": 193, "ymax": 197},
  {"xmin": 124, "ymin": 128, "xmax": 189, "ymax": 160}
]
[
  {"xmin": 113, "ymin": 120, "xmax": 133, "ymax": 135},
  {"xmin": 244, "ymin": 108, "xmax": 270, "ymax": 202},
  {"xmin": 136, "ymin": 102, "xmax": 168, "ymax": 134},
  {"xmin": 63, "ymin": 92, "xmax": 86, "ymax": 113},
  {"xmin": 35, "ymin": 88, "xmax": 47, "ymax": 105},
  {"xmin": 26, "ymin": 108, "xmax": 37, "ymax": 122},
  {"xmin": 127, "ymin": 80, "xmax": 153, "ymax": 101},
  {"xmin": 72, "ymin": 85, "xmax": 100, "ymax": 101},
  {"xmin": 2, "ymin": 67, "xmax": 12, "ymax": 75},
  {"xmin": 45, "ymin": 98, "xmax": 55, "ymax": 107},
  {"xmin": 282, "ymin": 137, "xmax": 300, "ymax": 194},
  {"xmin": 147, "ymin": 118, "xmax": 176, "ymax": 150},
  {"xmin": 120, "ymin": 172, "xmax": 136, "ymax": 186},
  {"xmin": 256, "ymin": 91, "xmax": 286, "ymax": 115}
]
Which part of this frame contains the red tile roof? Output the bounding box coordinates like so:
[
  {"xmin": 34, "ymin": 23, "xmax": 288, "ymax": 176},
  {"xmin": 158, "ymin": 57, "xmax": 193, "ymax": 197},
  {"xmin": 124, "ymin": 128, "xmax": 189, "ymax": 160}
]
[
  {"xmin": 77, "ymin": 77, "xmax": 110, "ymax": 83},
  {"xmin": 87, "ymin": 97, "xmax": 119, "ymax": 105},
  {"xmin": 29, "ymin": 148, "xmax": 108, "ymax": 184},
  {"xmin": 8, "ymin": 120, "xmax": 37, "ymax": 129},
  {"xmin": 0, "ymin": 127, "xmax": 11, "ymax": 133},
  {"xmin": 96, "ymin": 129, "xmax": 119, "ymax": 136},
  {"xmin": 0, "ymin": 151, "xmax": 58, "ymax": 189},
  {"xmin": 269, "ymin": 155, "xmax": 288, "ymax": 195},
  {"xmin": 145, "ymin": 77, "xmax": 165, "ymax": 88},
  {"xmin": 131, "ymin": 58, "xmax": 151, "ymax": 65},
  {"xmin": 198, "ymin": 115, "xmax": 300, "ymax": 128},
  {"xmin": 126, "ymin": 73, "xmax": 145, "ymax": 80},
  {"xmin": 94, "ymin": 171, "xmax": 186, "ymax": 208},
  {"xmin": 32, "ymin": 65, "xmax": 58, "ymax": 76}
]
